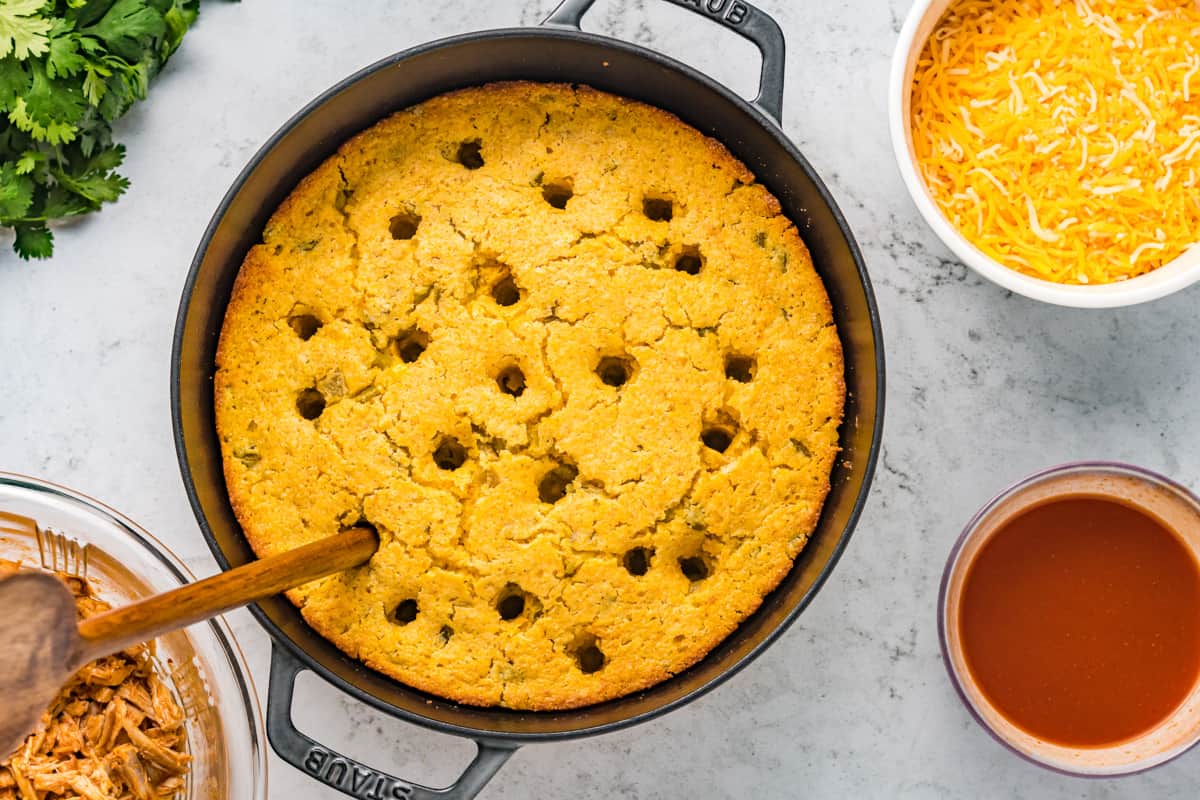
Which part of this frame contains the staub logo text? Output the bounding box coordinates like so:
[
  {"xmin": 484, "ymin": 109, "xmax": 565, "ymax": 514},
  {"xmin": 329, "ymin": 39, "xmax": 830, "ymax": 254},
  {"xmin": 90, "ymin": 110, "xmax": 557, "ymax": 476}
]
[
  {"xmin": 670, "ymin": 0, "xmax": 751, "ymax": 25},
  {"xmin": 304, "ymin": 747, "xmax": 415, "ymax": 799}
]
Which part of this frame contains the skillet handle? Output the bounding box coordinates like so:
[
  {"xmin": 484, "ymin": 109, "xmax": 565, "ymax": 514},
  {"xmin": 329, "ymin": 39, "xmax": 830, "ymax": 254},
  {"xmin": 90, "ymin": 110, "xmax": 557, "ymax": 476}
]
[
  {"xmin": 267, "ymin": 644, "xmax": 518, "ymax": 800},
  {"xmin": 543, "ymin": 0, "xmax": 786, "ymax": 122}
]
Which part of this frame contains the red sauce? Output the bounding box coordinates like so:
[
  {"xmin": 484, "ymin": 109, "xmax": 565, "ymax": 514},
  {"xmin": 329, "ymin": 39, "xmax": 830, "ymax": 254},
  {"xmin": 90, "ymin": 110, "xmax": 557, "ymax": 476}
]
[{"xmin": 959, "ymin": 496, "xmax": 1200, "ymax": 747}]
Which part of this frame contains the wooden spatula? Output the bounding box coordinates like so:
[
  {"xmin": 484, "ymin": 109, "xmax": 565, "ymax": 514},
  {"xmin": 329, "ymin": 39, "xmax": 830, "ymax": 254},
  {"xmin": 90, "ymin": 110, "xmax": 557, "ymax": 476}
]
[{"xmin": 0, "ymin": 525, "xmax": 378, "ymax": 759}]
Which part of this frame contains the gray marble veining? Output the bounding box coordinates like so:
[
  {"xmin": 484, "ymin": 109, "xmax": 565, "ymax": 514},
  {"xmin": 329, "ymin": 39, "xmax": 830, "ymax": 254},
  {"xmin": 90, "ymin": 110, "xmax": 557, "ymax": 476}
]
[{"xmin": 2, "ymin": 1, "xmax": 1198, "ymax": 797}]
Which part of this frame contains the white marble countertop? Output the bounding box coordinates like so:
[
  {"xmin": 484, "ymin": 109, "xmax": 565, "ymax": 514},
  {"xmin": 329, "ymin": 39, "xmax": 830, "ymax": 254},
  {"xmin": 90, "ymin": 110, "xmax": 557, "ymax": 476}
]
[{"xmin": 3, "ymin": 0, "xmax": 1198, "ymax": 797}]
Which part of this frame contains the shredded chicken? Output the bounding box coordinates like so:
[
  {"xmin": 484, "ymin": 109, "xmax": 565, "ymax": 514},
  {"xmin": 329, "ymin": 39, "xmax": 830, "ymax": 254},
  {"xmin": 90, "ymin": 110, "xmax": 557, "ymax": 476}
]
[{"xmin": 0, "ymin": 561, "xmax": 190, "ymax": 799}]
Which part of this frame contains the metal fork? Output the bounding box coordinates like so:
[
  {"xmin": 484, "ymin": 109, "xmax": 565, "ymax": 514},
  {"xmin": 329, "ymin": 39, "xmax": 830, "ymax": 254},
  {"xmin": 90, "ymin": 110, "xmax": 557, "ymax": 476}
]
[
  {"xmin": 0, "ymin": 510, "xmax": 214, "ymax": 718},
  {"xmin": 0, "ymin": 511, "xmax": 89, "ymax": 579}
]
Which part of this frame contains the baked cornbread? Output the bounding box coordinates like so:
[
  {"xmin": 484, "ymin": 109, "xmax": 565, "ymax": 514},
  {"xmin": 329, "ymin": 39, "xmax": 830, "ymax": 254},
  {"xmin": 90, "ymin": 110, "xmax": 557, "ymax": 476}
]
[{"xmin": 215, "ymin": 82, "xmax": 845, "ymax": 710}]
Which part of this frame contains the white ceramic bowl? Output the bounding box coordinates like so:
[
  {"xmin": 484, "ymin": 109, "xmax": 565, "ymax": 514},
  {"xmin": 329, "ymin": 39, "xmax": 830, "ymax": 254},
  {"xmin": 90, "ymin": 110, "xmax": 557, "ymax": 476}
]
[{"xmin": 888, "ymin": 0, "xmax": 1200, "ymax": 308}]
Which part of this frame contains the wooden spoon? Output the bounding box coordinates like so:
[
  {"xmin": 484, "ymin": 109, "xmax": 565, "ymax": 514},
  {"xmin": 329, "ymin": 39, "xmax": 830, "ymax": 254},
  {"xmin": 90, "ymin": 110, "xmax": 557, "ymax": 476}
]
[{"xmin": 0, "ymin": 525, "xmax": 378, "ymax": 759}]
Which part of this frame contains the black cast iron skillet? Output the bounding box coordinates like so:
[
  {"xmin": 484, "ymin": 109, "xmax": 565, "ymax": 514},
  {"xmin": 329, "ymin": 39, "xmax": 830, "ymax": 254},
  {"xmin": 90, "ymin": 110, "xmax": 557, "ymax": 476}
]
[{"xmin": 172, "ymin": 1, "xmax": 885, "ymax": 797}]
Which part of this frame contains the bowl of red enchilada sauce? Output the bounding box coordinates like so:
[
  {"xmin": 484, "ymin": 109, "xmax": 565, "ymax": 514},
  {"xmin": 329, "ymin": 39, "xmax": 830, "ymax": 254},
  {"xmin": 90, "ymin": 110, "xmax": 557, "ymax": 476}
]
[{"xmin": 940, "ymin": 462, "xmax": 1200, "ymax": 775}]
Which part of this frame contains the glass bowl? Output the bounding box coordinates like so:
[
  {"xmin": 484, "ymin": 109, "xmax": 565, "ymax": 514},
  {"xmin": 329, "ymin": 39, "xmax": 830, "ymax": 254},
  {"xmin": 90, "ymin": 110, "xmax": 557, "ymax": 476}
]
[
  {"xmin": 0, "ymin": 472, "xmax": 267, "ymax": 799},
  {"xmin": 939, "ymin": 462, "xmax": 1200, "ymax": 776}
]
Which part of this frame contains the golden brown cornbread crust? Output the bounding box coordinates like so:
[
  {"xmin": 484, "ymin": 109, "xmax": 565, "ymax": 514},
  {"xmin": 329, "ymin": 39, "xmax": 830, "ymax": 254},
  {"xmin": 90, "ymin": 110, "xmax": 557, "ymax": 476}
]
[{"xmin": 214, "ymin": 82, "xmax": 845, "ymax": 710}]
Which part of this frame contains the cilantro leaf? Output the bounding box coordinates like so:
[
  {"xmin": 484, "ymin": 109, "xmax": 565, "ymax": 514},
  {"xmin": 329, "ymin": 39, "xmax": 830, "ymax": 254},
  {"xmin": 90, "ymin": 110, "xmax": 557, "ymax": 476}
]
[
  {"xmin": 0, "ymin": 0, "xmax": 53, "ymax": 61},
  {"xmin": 14, "ymin": 149, "xmax": 41, "ymax": 173},
  {"xmin": 54, "ymin": 162, "xmax": 129, "ymax": 205},
  {"xmin": 0, "ymin": 164, "xmax": 35, "ymax": 219},
  {"xmin": 161, "ymin": 5, "xmax": 196, "ymax": 54},
  {"xmin": 0, "ymin": 56, "xmax": 29, "ymax": 111},
  {"xmin": 84, "ymin": 141, "xmax": 124, "ymax": 172},
  {"xmin": 45, "ymin": 20, "xmax": 85, "ymax": 79},
  {"xmin": 8, "ymin": 96, "xmax": 78, "ymax": 144},
  {"xmin": 13, "ymin": 223, "xmax": 53, "ymax": 260},
  {"xmin": 84, "ymin": 0, "xmax": 166, "ymax": 63},
  {"xmin": 23, "ymin": 59, "xmax": 86, "ymax": 127},
  {"xmin": 76, "ymin": 33, "xmax": 107, "ymax": 55},
  {"xmin": 80, "ymin": 62, "xmax": 108, "ymax": 105}
]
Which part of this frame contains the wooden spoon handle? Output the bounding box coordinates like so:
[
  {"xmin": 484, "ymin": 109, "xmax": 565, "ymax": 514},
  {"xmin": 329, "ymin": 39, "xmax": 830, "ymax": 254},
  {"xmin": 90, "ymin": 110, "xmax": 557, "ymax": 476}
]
[{"xmin": 74, "ymin": 526, "xmax": 378, "ymax": 664}]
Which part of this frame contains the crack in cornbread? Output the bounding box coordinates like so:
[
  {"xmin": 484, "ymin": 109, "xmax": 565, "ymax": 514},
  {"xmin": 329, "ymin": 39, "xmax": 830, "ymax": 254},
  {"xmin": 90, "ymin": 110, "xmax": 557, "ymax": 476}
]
[{"xmin": 215, "ymin": 82, "xmax": 845, "ymax": 710}]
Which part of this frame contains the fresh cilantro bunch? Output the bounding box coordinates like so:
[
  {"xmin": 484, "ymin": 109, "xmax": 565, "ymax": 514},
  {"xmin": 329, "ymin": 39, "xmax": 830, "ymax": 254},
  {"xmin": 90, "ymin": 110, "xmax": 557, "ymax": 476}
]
[{"xmin": 0, "ymin": 0, "xmax": 199, "ymax": 259}]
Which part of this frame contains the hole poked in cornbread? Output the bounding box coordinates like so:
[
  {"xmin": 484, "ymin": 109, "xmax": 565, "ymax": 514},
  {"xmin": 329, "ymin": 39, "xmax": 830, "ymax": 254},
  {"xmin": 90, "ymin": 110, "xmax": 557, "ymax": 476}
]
[
  {"xmin": 541, "ymin": 180, "xmax": 573, "ymax": 210},
  {"xmin": 577, "ymin": 645, "xmax": 605, "ymax": 673},
  {"xmin": 455, "ymin": 139, "xmax": 484, "ymax": 170},
  {"xmin": 288, "ymin": 313, "xmax": 322, "ymax": 341},
  {"xmin": 496, "ymin": 584, "xmax": 532, "ymax": 621},
  {"xmin": 673, "ymin": 245, "xmax": 702, "ymax": 275},
  {"xmin": 569, "ymin": 632, "xmax": 606, "ymax": 674},
  {"xmin": 678, "ymin": 554, "xmax": 710, "ymax": 582},
  {"xmin": 390, "ymin": 598, "xmax": 419, "ymax": 625},
  {"xmin": 724, "ymin": 354, "xmax": 756, "ymax": 382},
  {"xmin": 623, "ymin": 547, "xmax": 653, "ymax": 576},
  {"xmin": 498, "ymin": 594, "xmax": 524, "ymax": 619},
  {"xmin": 642, "ymin": 194, "xmax": 674, "ymax": 222},
  {"xmin": 388, "ymin": 209, "xmax": 421, "ymax": 240},
  {"xmin": 433, "ymin": 436, "xmax": 467, "ymax": 471},
  {"xmin": 394, "ymin": 328, "xmax": 429, "ymax": 363},
  {"xmin": 701, "ymin": 425, "xmax": 736, "ymax": 454},
  {"xmin": 595, "ymin": 354, "xmax": 636, "ymax": 388},
  {"xmin": 491, "ymin": 274, "xmax": 522, "ymax": 307},
  {"xmin": 439, "ymin": 625, "xmax": 454, "ymax": 643},
  {"xmin": 496, "ymin": 364, "xmax": 526, "ymax": 397},
  {"xmin": 538, "ymin": 462, "xmax": 578, "ymax": 504},
  {"xmin": 296, "ymin": 388, "xmax": 326, "ymax": 420}
]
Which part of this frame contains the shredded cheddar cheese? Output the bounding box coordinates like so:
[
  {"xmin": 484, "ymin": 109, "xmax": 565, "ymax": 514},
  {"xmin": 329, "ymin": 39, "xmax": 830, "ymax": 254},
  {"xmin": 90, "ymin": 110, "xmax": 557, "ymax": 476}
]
[{"xmin": 911, "ymin": 0, "xmax": 1200, "ymax": 284}]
